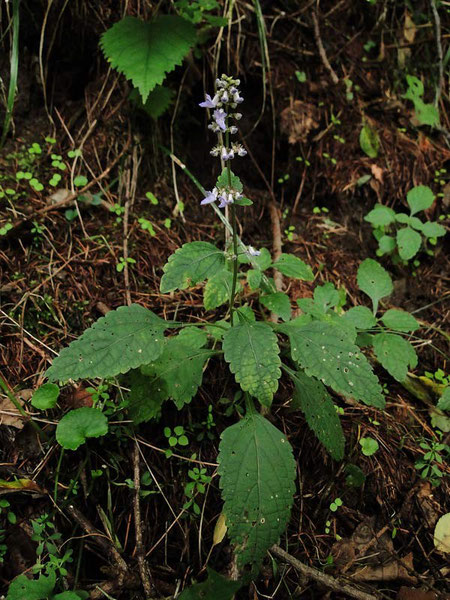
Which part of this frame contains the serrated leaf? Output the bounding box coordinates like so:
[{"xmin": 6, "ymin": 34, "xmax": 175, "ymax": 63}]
[
  {"xmin": 216, "ymin": 168, "xmax": 243, "ymax": 192},
  {"xmin": 313, "ymin": 282, "xmax": 340, "ymax": 313},
  {"xmin": 283, "ymin": 321, "xmax": 385, "ymax": 408},
  {"xmin": 31, "ymin": 383, "xmax": 60, "ymax": 410},
  {"xmin": 397, "ymin": 227, "xmax": 422, "ymax": 260},
  {"xmin": 223, "ymin": 322, "xmax": 281, "ymax": 407},
  {"xmin": 178, "ymin": 568, "xmax": 241, "ymax": 600},
  {"xmin": 407, "ymin": 185, "xmax": 435, "ymax": 216},
  {"xmin": 290, "ymin": 370, "xmax": 345, "ymax": 460},
  {"xmin": 381, "ymin": 309, "xmax": 419, "ymax": 332},
  {"xmin": 100, "ymin": 16, "xmax": 196, "ymax": 102},
  {"xmin": 343, "ymin": 306, "xmax": 377, "ymax": 330},
  {"xmin": 204, "ymin": 270, "xmax": 238, "ymax": 310},
  {"xmin": 6, "ymin": 572, "xmax": 56, "ymax": 600},
  {"xmin": 421, "ymin": 221, "xmax": 446, "ymax": 238},
  {"xmin": 236, "ymin": 306, "xmax": 256, "ymax": 322},
  {"xmin": 364, "ymin": 204, "xmax": 396, "ymax": 227},
  {"xmin": 127, "ymin": 370, "xmax": 167, "ymax": 424},
  {"xmin": 359, "ymin": 124, "xmax": 380, "ymax": 158},
  {"xmin": 46, "ymin": 304, "xmax": 167, "ymax": 383},
  {"xmin": 260, "ymin": 292, "xmax": 291, "ymax": 321},
  {"xmin": 378, "ymin": 235, "xmax": 396, "ymax": 255},
  {"xmin": 272, "ymin": 253, "xmax": 314, "ymax": 281},
  {"xmin": 160, "ymin": 241, "xmax": 225, "ymax": 293},
  {"xmin": 437, "ymin": 387, "xmax": 450, "ymax": 411},
  {"xmin": 56, "ymin": 408, "xmax": 108, "ymax": 450},
  {"xmin": 141, "ymin": 337, "xmax": 213, "ymax": 409},
  {"xmin": 247, "ymin": 269, "xmax": 262, "ymax": 289},
  {"xmin": 357, "ymin": 259, "xmax": 393, "ymax": 314},
  {"xmin": 372, "ymin": 333, "xmax": 417, "ymax": 382},
  {"xmin": 218, "ymin": 412, "xmax": 296, "ymax": 574}
]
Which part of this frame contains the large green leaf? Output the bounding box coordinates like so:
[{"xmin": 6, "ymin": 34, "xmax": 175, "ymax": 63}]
[
  {"xmin": 218, "ymin": 412, "xmax": 296, "ymax": 575},
  {"xmin": 100, "ymin": 16, "xmax": 196, "ymax": 102},
  {"xmin": 222, "ymin": 322, "xmax": 281, "ymax": 407},
  {"xmin": 178, "ymin": 568, "xmax": 241, "ymax": 600},
  {"xmin": 406, "ymin": 185, "xmax": 435, "ymax": 216},
  {"xmin": 372, "ymin": 333, "xmax": 417, "ymax": 382},
  {"xmin": 46, "ymin": 304, "xmax": 167, "ymax": 382},
  {"xmin": 204, "ymin": 269, "xmax": 239, "ymax": 311},
  {"xmin": 283, "ymin": 321, "xmax": 385, "ymax": 408},
  {"xmin": 272, "ymin": 253, "xmax": 314, "ymax": 281},
  {"xmin": 141, "ymin": 336, "xmax": 213, "ymax": 409},
  {"xmin": 56, "ymin": 408, "xmax": 108, "ymax": 451},
  {"xmin": 397, "ymin": 227, "xmax": 422, "ymax": 260},
  {"xmin": 260, "ymin": 292, "xmax": 291, "ymax": 321},
  {"xmin": 7, "ymin": 572, "xmax": 56, "ymax": 600},
  {"xmin": 160, "ymin": 241, "xmax": 225, "ymax": 293},
  {"xmin": 290, "ymin": 370, "xmax": 345, "ymax": 460},
  {"xmin": 357, "ymin": 259, "xmax": 393, "ymax": 314}
]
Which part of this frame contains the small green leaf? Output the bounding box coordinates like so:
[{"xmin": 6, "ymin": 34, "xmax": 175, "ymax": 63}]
[
  {"xmin": 54, "ymin": 593, "xmax": 85, "ymax": 600},
  {"xmin": 234, "ymin": 197, "xmax": 253, "ymax": 206},
  {"xmin": 216, "ymin": 169, "xmax": 243, "ymax": 192},
  {"xmin": 6, "ymin": 572, "xmax": 56, "ymax": 600},
  {"xmin": 218, "ymin": 412, "xmax": 296, "ymax": 574},
  {"xmin": 247, "ymin": 269, "xmax": 262, "ymax": 289},
  {"xmin": 377, "ymin": 235, "xmax": 396, "ymax": 255},
  {"xmin": 160, "ymin": 241, "xmax": 225, "ymax": 293},
  {"xmin": 290, "ymin": 370, "xmax": 345, "ymax": 460},
  {"xmin": 74, "ymin": 175, "xmax": 88, "ymax": 187},
  {"xmin": 407, "ymin": 185, "xmax": 435, "ymax": 216},
  {"xmin": 56, "ymin": 408, "xmax": 108, "ymax": 450},
  {"xmin": 359, "ymin": 124, "xmax": 380, "ymax": 158},
  {"xmin": 272, "ymin": 253, "xmax": 314, "ymax": 281},
  {"xmin": 178, "ymin": 568, "xmax": 241, "ymax": 600},
  {"xmin": 31, "ymin": 383, "xmax": 60, "ymax": 410},
  {"xmin": 372, "ymin": 333, "xmax": 417, "ymax": 382},
  {"xmin": 437, "ymin": 387, "xmax": 450, "ymax": 411},
  {"xmin": 395, "ymin": 213, "xmax": 410, "ymax": 224},
  {"xmin": 364, "ymin": 205, "xmax": 396, "ymax": 227},
  {"xmin": 381, "ymin": 309, "xmax": 419, "ymax": 332},
  {"xmin": 421, "ymin": 221, "xmax": 446, "ymax": 238},
  {"xmin": 313, "ymin": 282, "xmax": 340, "ymax": 313},
  {"xmin": 345, "ymin": 464, "xmax": 366, "ymax": 487},
  {"xmin": 357, "ymin": 259, "xmax": 393, "ymax": 314},
  {"xmin": 260, "ymin": 292, "xmax": 291, "ymax": 321},
  {"xmin": 359, "ymin": 437, "xmax": 379, "ymax": 456},
  {"xmin": 397, "ymin": 227, "xmax": 422, "ymax": 260},
  {"xmin": 204, "ymin": 270, "xmax": 238, "ymax": 311},
  {"xmin": 223, "ymin": 322, "xmax": 281, "ymax": 407},
  {"xmin": 342, "ymin": 306, "xmax": 377, "ymax": 330}
]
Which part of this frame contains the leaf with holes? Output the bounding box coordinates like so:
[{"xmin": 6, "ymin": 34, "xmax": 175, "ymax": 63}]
[
  {"xmin": 46, "ymin": 304, "xmax": 167, "ymax": 383},
  {"xmin": 260, "ymin": 292, "xmax": 291, "ymax": 321},
  {"xmin": 397, "ymin": 227, "xmax": 422, "ymax": 260},
  {"xmin": 218, "ymin": 412, "xmax": 296, "ymax": 575},
  {"xmin": 160, "ymin": 241, "xmax": 225, "ymax": 293},
  {"xmin": 100, "ymin": 16, "xmax": 196, "ymax": 102},
  {"xmin": 141, "ymin": 336, "xmax": 213, "ymax": 409},
  {"xmin": 204, "ymin": 270, "xmax": 240, "ymax": 311},
  {"xmin": 357, "ymin": 259, "xmax": 393, "ymax": 314},
  {"xmin": 381, "ymin": 309, "xmax": 419, "ymax": 332},
  {"xmin": 372, "ymin": 333, "xmax": 417, "ymax": 382},
  {"xmin": 56, "ymin": 408, "xmax": 108, "ymax": 450},
  {"xmin": 222, "ymin": 322, "xmax": 281, "ymax": 407},
  {"xmin": 272, "ymin": 254, "xmax": 314, "ymax": 280},
  {"xmin": 282, "ymin": 321, "xmax": 385, "ymax": 408},
  {"xmin": 178, "ymin": 568, "xmax": 242, "ymax": 600},
  {"xmin": 290, "ymin": 370, "xmax": 345, "ymax": 460}
]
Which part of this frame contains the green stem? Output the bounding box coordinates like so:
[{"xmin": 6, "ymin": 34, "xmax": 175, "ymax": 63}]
[
  {"xmin": 0, "ymin": 374, "xmax": 48, "ymax": 440},
  {"xmin": 1, "ymin": 0, "xmax": 20, "ymax": 148}
]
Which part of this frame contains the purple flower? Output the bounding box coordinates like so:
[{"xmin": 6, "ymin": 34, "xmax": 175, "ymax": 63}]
[
  {"xmin": 201, "ymin": 188, "xmax": 218, "ymax": 205},
  {"xmin": 218, "ymin": 192, "xmax": 234, "ymax": 208},
  {"xmin": 213, "ymin": 109, "xmax": 227, "ymax": 131},
  {"xmin": 199, "ymin": 94, "xmax": 218, "ymax": 108},
  {"xmin": 221, "ymin": 147, "xmax": 234, "ymax": 161},
  {"xmin": 247, "ymin": 246, "xmax": 261, "ymax": 257}
]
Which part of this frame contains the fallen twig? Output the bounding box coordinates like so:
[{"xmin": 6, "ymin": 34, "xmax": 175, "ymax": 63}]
[
  {"xmin": 311, "ymin": 10, "xmax": 339, "ymax": 85},
  {"xmin": 133, "ymin": 441, "xmax": 154, "ymax": 597}
]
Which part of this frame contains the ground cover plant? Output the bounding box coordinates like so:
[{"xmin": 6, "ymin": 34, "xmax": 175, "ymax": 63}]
[{"xmin": 0, "ymin": 1, "xmax": 449, "ymax": 599}]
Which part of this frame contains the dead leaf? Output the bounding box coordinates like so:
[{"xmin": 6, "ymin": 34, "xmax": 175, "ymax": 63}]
[
  {"xmin": 0, "ymin": 478, "xmax": 45, "ymax": 495},
  {"xmin": 434, "ymin": 513, "xmax": 450, "ymax": 554},
  {"xmin": 213, "ymin": 513, "xmax": 227, "ymax": 546},
  {"xmin": 370, "ymin": 163, "xmax": 384, "ymax": 183},
  {"xmin": 48, "ymin": 188, "xmax": 71, "ymax": 205},
  {"xmin": 280, "ymin": 100, "xmax": 320, "ymax": 144},
  {"xmin": 417, "ymin": 481, "xmax": 440, "ymax": 528},
  {"xmin": 351, "ymin": 552, "xmax": 416, "ymax": 584},
  {"xmin": 397, "ymin": 587, "xmax": 437, "ymax": 600},
  {"xmin": 65, "ymin": 386, "xmax": 93, "ymax": 409},
  {"xmin": 0, "ymin": 394, "xmax": 24, "ymax": 429}
]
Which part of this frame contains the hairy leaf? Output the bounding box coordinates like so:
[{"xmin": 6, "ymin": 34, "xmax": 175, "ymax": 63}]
[
  {"xmin": 381, "ymin": 309, "xmax": 419, "ymax": 332},
  {"xmin": 160, "ymin": 241, "xmax": 225, "ymax": 293},
  {"xmin": 223, "ymin": 322, "xmax": 281, "ymax": 407},
  {"xmin": 407, "ymin": 185, "xmax": 435, "ymax": 216},
  {"xmin": 100, "ymin": 16, "xmax": 196, "ymax": 102},
  {"xmin": 218, "ymin": 412, "xmax": 296, "ymax": 574},
  {"xmin": 260, "ymin": 292, "xmax": 291, "ymax": 321},
  {"xmin": 357, "ymin": 259, "xmax": 393, "ymax": 314},
  {"xmin": 290, "ymin": 370, "xmax": 345, "ymax": 460},
  {"xmin": 364, "ymin": 204, "xmax": 396, "ymax": 227},
  {"xmin": 46, "ymin": 304, "xmax": 167, "ymax": 382},
  {"xmin": 283, "ymin": 321, "xmax": 385, "ymax": 408},
  {"xmin": 372, "ymin": 333, "xmax": 417, "ymax": 382},
  {"xmin": 178, "ymin": 568, "xmax": 241, "ymax": 600},
  {"xmin": 56, "ymin": 408, "xmax": 108, "ymax": 450},
  {"xmin": 272, "ymin": 253, "xmax": 314, "ymax": 280},
  {"xmin": 204, "ymin": 270, "xmax": 238, "ymax": 311}
]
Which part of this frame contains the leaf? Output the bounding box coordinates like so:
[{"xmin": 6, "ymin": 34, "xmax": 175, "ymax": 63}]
[
  {"xmin": 406, "ymin": 186, "xmax": 435, "ymax": 216},
  {"xmin": 437, "ymin": 387, "xmax": 450, "ymax": 411},
  {"xmin": 342, "ymin": 306, "xmax": 377, "ymax": 330},
  {"xmin": 434, "ymin": 513, "xmax": 450, "ymax": 554},
  {"xmin": 260, "ymin": 292, "xmax": 291, "ymax": 321},
  {"xmin": 141, "ymin": 336, "xmax": 213, "ymax": 409},
  {"xmin": 415, "ymin": 99, "xmax": 440, "ymax": 127},
  {"xmin": 31, "ymin": 383, "xmax": 60, "ymax": 410},
  {"xmin": 216, "ymin": 169, "xmax": 243, "ymax": 192},
  {"xmin": 223, "ymin": 322, "xmax": 281, "ymax": 407},
  {"xmin": 381, "ymin": 309, "xmax": 419, "ymax": 332},
  {"xmin": 283, "ymin": 321, "xmax": 385, "ymax": 408},
  {"xmin": 54, "ymin": 593, "xmax": 85, "ymax": 600},
  {"xmin": 359, "ymin": 124, "xmax": 380, "ymax": 158},
  {"xmin": 127, "ymin": 370, "xmax": 167, "ymax": 424},
  {"xmin": 46, "ymin": 305, "xmax": 167, "ymax": 383},
  {"xmin": 357, "ymin": 259, "xmax": 393, "ymax": 314},
  {"xmin": 364, "ymin": 204, "xmax": 396, "ymax": 227},
  {"xmin": 178, "ymin": 568, "xmax": 241, "ymax": 600},
  {"xmin": 377, "ymin": 235, "xmax": 396, "ymax": 255},
  {"xmin": 7, "ymin": 572, "xmax": 56, "ymax": 600},
  {"xmin": 160, "ymin": 241, "xmax": 225, "ymax": 293},
  {"xmin": 130, "ymin": 85, "xmax": 174, "ymax": 119},
  {"xmin": 213, "ymin": 513, "xmax": 227, "ymax": 546},
  {"xmin": 100, "ymin": 16, "xmax": 196, "ymax": 102},
  {"xmin": 359, "ymin": 437, "xmax": 379, "ymax": 456},
  {"xmin": 345, "ymin": 464, "xmax": 366, "ymax": 487},
  {"xmin": 397, "ymin": 227, "xmax": 422, "ymax": 260},
  {"xmin": 247, "ymin": 269, "xmax": 262, "ymax": 289},
  {"xmin": 372, "ymin": 333, "xmax": 417, "ymax": 382},
  {"xmin": 313, "ymin": 282, "xmax": 340, "ymax": 313},
  {"xmin": 290, "ymin": 370, "xmax": 345, "ymax": 460},
  {"xmin": 421, "ymin": 221, "xmax": 446, "ymax": 238},
  {"xmin": 272, "ymin": 254, "xmax": 314, "ymax": 281},
  {"xmin": 218, "ymin": 412, "xmax": 296, "ymax": 574},
  {"xmin": 56, "ymin": 407, "xmax": 108, "ymax": 450},
  {"xmin": 204, "ymin": 270, "xmax": 237, "ymax": 310}
]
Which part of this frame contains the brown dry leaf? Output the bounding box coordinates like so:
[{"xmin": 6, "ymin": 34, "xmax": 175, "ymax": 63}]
[
  {"xmin": 65, "ymin": 386, "xmax": 93, "ymax": 409},
  {"xmin": 48, "ymin": 188, "xmax": 71, "ymax": 205},
  {"xmin": 416, "ymin": 481, "xmax": 440, "ymax": 528},
  {"xmin": 280, "ymin": 100, "xmax": 320, "ymax": 144},
  {"xmin": 371, "ymin": 163, "xmax": 384, "ymax": 182},
  {"xmin": 0, "ymin": 478, "xmax": 45, "ymax": 495},
  {"xmin": 351, "ymin": 552, "xmax": 417, "ymax": 584},
  {"xmin": 442, "ymin": 182, "xmax": 450, "ymax": 209},
  {"xmin": 397, "ymin": 587, "xmax": 437, "ymax": 600},
  {"xmin": 0, "ymin": 394, "xmax": 25, "ymax": 429}
]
